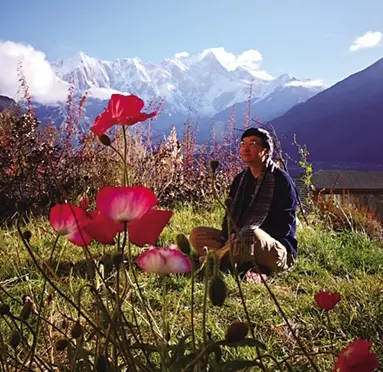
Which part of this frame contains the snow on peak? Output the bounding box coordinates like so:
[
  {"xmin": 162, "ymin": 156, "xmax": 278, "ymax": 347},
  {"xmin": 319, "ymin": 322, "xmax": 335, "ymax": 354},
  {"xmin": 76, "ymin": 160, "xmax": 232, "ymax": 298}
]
[{"xmin": 49, "ymin": 47, "xmax": 324, "ymax": 116}]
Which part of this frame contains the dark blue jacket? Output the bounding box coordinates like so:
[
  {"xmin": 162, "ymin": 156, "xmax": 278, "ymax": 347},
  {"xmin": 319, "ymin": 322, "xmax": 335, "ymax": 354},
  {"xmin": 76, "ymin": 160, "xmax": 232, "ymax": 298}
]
[{"xmin": 221, "ymin": 167, "xmax": 298, "ymax": 258}]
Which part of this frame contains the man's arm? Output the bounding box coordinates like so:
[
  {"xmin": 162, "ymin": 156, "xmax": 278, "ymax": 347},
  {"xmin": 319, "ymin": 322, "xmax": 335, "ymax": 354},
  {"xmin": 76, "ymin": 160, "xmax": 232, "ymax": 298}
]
[{"xmin": 270, "ymin": 171, "xmax": 298, "ymax": 238}]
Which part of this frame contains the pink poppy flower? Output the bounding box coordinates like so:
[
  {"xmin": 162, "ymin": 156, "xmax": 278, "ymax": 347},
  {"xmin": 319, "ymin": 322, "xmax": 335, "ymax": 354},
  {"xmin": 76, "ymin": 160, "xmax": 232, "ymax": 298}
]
[
  {"xmin": 128, "ymin": 210, "xmax": 173, "ymax": 247},
  {"xmin": 96, "ymin": 186, "xmax": 158, "ymax": 227},
  {"xmin": 136, "ymin": 247, "xmax": 192, "ymax": 275},
  {"xmin": 49, "ymin": 204, "xmax": 92, "ymax": 246},
  {"xmin": 90, "ymin": 94, "xmax": 157, "ymax": 136}
]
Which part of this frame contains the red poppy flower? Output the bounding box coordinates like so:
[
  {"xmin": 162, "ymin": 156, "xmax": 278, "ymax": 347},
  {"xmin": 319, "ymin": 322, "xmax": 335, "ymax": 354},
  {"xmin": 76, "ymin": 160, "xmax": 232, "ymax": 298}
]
[
  {"xmin": 90, "ymin": 94, "xmax": 157, "ymax": 136},
  {"xmin": 128, "ymin": 209, "xmax": 173, "ymax": 247},
  {"xmin": 50, "ymin": 186, "xmax": 171, "ymax": 247},
  {"xmin": 314, "ymin": 291, "xmax": 341, "ymax": 311},
  {"xmin": 49, "ymin": 204, "xmax": 93, "ymax": 246},
  {"xmin": 333, "ymin": 339, "xmax": 379, "ymax": 372}
]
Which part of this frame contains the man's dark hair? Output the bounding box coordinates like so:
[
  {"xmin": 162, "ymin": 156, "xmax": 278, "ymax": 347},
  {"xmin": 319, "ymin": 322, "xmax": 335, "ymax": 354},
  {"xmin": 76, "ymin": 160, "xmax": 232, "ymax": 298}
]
[{"xmin": 241, "ymin": 127, "xmax": 274, "ymax": 154}]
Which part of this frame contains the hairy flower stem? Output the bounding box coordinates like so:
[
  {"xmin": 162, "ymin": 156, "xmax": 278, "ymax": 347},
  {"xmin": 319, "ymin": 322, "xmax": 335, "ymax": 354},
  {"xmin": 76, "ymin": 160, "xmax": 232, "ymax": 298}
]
[
  {"xmin": 6, "ymin": 314, "xmax": 53, "ymax": 371},
  {"xmin": 226, "ymin": 212, "xmax": 267, "ymax": 372},
  {"xmin": 162, "ymin": 276, "xmax": 168, "ymax": 341},
  {"xmin": 28, "ymin": 234, "xmax": 59, "ymax": 370},
  {"xmin": 202, "ymin": 254, "xmax": 210, "ymax": 346},
  {"xmin": 190, "ymin": 263, "xmax": 196, "ymax": 352},
  {"xmin": 126, "ymin": 240, "xmax": 167, "ymax": 370},
  {"xmin": 110, "ymin": 144, "xmax": 129, "ymax": 183},
  {"xmin": 201, "ymin": 253, "xmax": 211, "ymax": 370},
  {"xmin": 326, "ymin": 312, "xmax": 336, "ymax": 363},
  {"xmin": 16, "ymin": 217, "xmax": 106, "ymax": 338},
  {"xmin": 210, "ymin": 169, "xmax": 320, "ymax": 371},
  {"xmin": 79, "ymin": 284, "xmax": 137, "ymax": 367},
  {"xmin": 122, "ymin": 126, "xmax": 130, "ymax": 186}
]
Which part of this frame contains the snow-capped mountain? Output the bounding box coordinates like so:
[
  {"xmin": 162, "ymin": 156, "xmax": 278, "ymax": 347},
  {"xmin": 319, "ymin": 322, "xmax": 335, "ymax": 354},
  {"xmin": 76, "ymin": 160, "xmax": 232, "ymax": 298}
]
[{"xmin": 51, "ymin": 48, "xmax": 325, "ymax": 118}]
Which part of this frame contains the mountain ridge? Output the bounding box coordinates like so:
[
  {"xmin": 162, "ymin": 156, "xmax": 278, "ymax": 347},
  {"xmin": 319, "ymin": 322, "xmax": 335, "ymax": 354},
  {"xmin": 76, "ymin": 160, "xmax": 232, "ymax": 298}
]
[
  {"xmin": 50, "ymin": 47, "xmax": 325, "ymax": 117},
  {"xmin": 270, "ymin": 56, "xmax": 383, "ymax": 169}
]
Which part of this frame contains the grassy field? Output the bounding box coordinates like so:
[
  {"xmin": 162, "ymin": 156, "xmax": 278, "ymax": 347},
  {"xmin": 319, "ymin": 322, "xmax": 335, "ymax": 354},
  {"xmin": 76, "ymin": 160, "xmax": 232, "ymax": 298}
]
[{"xmin": 0, "ymin": 203, "xmax": 382, "ymax": 371}]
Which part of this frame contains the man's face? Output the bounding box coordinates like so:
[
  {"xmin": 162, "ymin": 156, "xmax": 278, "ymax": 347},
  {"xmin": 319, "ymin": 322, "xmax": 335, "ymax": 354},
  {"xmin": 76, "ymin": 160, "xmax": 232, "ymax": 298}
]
[{"xmin": 239, "ymin": 135, "xmax": 269, "ymax": 166}]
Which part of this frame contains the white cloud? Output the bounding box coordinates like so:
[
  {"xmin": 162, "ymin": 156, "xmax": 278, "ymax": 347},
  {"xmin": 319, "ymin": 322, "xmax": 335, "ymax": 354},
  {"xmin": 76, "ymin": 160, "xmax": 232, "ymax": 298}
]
[
  {"xmin": 198, "ymin": 47, "xmax": 263, "ymax": 71},
  {"xmin": 236, "ymin": 49, "xmax": 262, "ymax": 64},
  {"xmin": 349, "ymin": 31, "xmax": 382, "ymax": 52},
  {"xmin": 174, "ymin": 51, "xmax": 189, "ymax": 58},
  {"xmin": 285, "ymin": 79, "xmax": 325, "ymax": 88},
  {"xmin": 0, "ymin": 40, "xmax": 68, "ymax": 103}
]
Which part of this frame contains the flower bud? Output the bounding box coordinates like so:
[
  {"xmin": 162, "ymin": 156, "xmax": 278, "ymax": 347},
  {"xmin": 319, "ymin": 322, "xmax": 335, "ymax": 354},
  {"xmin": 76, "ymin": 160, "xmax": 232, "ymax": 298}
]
[
  {"xmin": 0, "ymin": 303, "xmax": 10, "ymax": 315},
  {"xmin": 175, "ymin": 234, "xmax": 191, "ymax": 256},
  {"xmin": 9, "ymin": 330, "xmax": 21, "ymax": 348},
  {"xmin": 210, "ymin": 160, "xmax": 219, "ymax": 173},
  {"xmin": 71, "ymin": 320, "xmax": 84, "ymax": 339},
  {"xmin": 20, "ymin": 296, "xmax": 35, "ymax": 320},
  {"xmin": 61, "ymin": 319, "xmax": 68, "ymax": 329},
  {"xmin": 46, "ymin": 293, "xmax": 54, "ymax": 305},
  {"xmin": 208, "ymin": 274, "xmax": 227, "ymax": 307},
  {"xmin": 55, "ymin": 338, "xmax": 69, "ymax": 351},
  {"xmin": 97, "ymin": 134, "xmax": 111, "ymax": 147},
  {"xmin": 22, "ymin": 230, "xmax": 32, "ymax": 242},
  {"xmin": 225, "ymin": 321, "xmax": 249, "ymax": 343}
]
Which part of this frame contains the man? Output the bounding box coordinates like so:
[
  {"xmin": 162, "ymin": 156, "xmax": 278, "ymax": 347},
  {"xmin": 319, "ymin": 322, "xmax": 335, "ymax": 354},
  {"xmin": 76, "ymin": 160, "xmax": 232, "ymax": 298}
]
[{"xmin": 189, "ymin": 127, "xmax": 298, "ymax": 274}]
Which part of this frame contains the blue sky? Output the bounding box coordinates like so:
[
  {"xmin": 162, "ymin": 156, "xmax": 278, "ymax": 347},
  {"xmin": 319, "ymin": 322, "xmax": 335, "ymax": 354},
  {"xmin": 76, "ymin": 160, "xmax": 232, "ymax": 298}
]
[{"xmin": 0, "ymin": 0, "xmax": 382, "ymax": 85}]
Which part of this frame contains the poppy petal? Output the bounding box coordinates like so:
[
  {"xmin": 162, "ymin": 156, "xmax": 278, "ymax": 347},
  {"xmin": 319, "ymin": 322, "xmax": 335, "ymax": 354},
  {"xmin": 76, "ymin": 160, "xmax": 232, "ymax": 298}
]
[
  {"xmin": 128, "ymin": 210, "xmax": 173, "ymax": 247},
  {"xmin": 81, "ymin": 210, "xmax": 121, "ymax": 245},
  {"xmin": 160, "ymin": 248, "xmax": 192, "ymax": 274},
  {"xmin": 96, "ymin": 186, "xmax": 158, "ymax": 223},
  {"xmin": 139, "ymin": 112, "xmax": 157, "ymax": 121},
  {"xmin": 49, "ymin": 204, "xmax": 93, "ymax": 246},
  {"xmin": 108, "ymin": 94, "xmax": 144, "ymax": 123},
  {"xmin": 90, "ymin": 110, "xmax": 114, "ymax": 136},
  {"xmin": 136, "ymin": 248, "xmax": 166, "ymax": 274}
]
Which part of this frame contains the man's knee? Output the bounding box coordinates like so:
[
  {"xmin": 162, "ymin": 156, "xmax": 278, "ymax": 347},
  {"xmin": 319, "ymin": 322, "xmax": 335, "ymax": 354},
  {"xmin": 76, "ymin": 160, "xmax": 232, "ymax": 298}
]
[
  {"xmin": 189, "ymin": 226, "xmax": 223, "ymax": 254},
  {"xmin": 189, "ymin": 226, "xmax": 203, "ymax": 248},
  {"xmin": 253, "ymin": 239, "xmax": 292, "ymax": 272}
]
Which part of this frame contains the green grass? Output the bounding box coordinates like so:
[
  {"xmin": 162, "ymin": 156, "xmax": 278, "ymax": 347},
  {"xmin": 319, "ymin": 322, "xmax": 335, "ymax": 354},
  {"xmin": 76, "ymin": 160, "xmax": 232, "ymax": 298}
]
[{"xmin": 0, "ymin": 204, "xmax": 382, "ymax": 371}]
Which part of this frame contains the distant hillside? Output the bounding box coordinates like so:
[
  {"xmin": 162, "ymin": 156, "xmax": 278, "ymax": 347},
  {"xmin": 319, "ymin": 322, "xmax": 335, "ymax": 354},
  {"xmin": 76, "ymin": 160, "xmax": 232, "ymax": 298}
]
[
  {"xmin": 271, "ymin": 57, "xmax": 383, "ymax": 169},
  {"xmin": 0, "ymin": 95, "xmax": 16, "ymax": 112}
]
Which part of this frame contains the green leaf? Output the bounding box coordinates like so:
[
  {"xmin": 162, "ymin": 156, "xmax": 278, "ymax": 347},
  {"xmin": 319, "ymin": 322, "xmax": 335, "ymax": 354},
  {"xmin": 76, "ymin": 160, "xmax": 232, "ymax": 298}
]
[
  {"xmin": 221, "ymin": 338, "xmax": 267, "ymax": 350},
  {"xmin": 169, "ymin": 352, "xmax": 197, "ymax": 372},
  {"xmin": 221, "ymin": 360, "xmax": 263, "ymax": 371}
]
